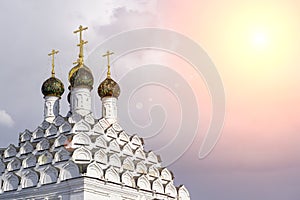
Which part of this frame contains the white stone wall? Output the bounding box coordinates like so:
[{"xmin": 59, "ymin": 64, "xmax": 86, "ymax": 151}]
[
  {"xmin": 102, "ymin": 97, "xmax": 118, "ymax": 124},
  {"xmin": 44, "ymin": 96, "xmax": 60, "ymax": 123},
  {"xmin": 70, "ymin": 88, "xmax": 92, "ymax": 116}
]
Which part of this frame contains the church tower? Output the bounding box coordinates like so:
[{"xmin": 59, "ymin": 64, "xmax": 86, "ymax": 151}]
[
  {"xmin": 41, "ymin": 49, "xmax": 65, "ymax": 123},
  {"xmin": 98, "ymin": 50, "xmax": 120, "ymax": 124},
  {"xmin": 0, "ymin": 26, "xmax": 190, "ymax": 200},
  {"xmin": 68, "ymin": 25, "xmax": 94, "ymax": 116}
]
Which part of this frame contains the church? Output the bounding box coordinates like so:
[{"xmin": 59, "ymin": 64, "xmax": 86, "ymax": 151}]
[{"xmin": 0, "ymin": 26, "xmax": 190, "ymax": 200}]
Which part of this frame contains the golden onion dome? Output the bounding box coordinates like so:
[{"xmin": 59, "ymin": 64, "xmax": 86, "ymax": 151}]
[
  {"xmin": 98, "ymin": 77, "xmax": 120, "ymax": 99},
  {"xmin": 41, "ymin": 77, "xmax": 65, "ymax": 97},
  {"xmin": 69, "ymin": 63, "xmax": 94, "ymax": 89},
  {"xmin": 42, "ymin": 49, "xmax": 64, "ymax": 97}
]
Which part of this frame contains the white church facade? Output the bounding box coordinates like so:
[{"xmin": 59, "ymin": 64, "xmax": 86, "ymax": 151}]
[{"xmin": 0, "ymin": 26, "xmax": 190, "ymax": 200}]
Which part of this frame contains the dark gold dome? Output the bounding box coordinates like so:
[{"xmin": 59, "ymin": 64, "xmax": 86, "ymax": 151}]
[
  {"xmin": 69, "ymin": 64, "xmax": 94, "ymax": 89},
  {"xmin": 98, "ymin": 77, "xmax": 120, "ymax": 99},
  {"xmin": 41, "ymin": 77, "xmax": 65, "ymax": 97}
]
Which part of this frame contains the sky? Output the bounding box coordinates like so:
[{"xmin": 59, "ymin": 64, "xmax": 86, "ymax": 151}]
[{"xmin": 0, "ymin": 0, "xmax": 300, "ymax": 199}]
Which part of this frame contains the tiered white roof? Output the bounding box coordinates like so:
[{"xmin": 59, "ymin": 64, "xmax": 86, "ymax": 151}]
[{"xmin": 0, "ymin": 113, "xmax": 190, "ymax": 199}]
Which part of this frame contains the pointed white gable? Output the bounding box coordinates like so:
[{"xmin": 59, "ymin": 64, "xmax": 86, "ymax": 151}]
[
  {"xmin": 122, "ymin": 157, "xmax": 134, "ymax": 171},
  {"xmin": 38, "ymin": 151, "xmax": 53, "ymax": 165},
  {"xmin": 2, "ymin": 172, "xmax": 19, "ymax": 191},
  {"xmin": 59, "ymin": 160, "xmax": 80, "ymax": 181},
  {"xmin": 4, "ymin": 144, "xmax": 17, "ymax": 158},
  {"xmin": 36, "ymin": 138, "xmax": 50, "ymax": 151},
  {"xmin": 165, "ymin": 182, "xmax": 177, "ymax": 198},
  {"xmin": 19, "ymin": 141, "xmax": 34, "ymax": 155},
  {"xmin": 40, "ymin": 165, "xmax": 58, "ymax": 185},
  {"xmin": 54, "ymin": 148, "xmax": 70, "ymax": 163},
  {"xmin": 21, "ymin": 169, "xmax": 39, "ymax": 188},
  {"xmin": 87, "ymin": 162, "xmax": 103, "ymax": 179},
  {"xmin": 105, "ymin": 167, "xmax": 120, "ymax": 183},
  {"xmin": 109, "ymin": 153, "xmax": 121, "ymax": 168},
  {"xmin": 72, "ymin": 132, "xmax": 91, "ymax": 147},
  {"xmin": 152, "ymin": 178, "xmax": 164, "ymax": 193},
  {"xmin": 137, "ymin": 175, "xmax": 150, "ymax": 191},
  {"xmin": 59, "ymin": 122, "xmax": 72, "ymax": 133},
  {"xmin": 94, "ymin": 149, "xmax": 107, "ymax": 164},
  {"xmin": 178, "ymin": 185, "xmax": 190, "ymax": 200},
  {"xmin": 22, "ymin": 154, "xmax": 36, "ymax": 169},
  {"xmin": 72, "ymin": 120, "xmax": 91, "ymax": 133},
  {"xmin": 20, "ymin": 129, "xmax": 31, "ymax": 143},
  {"xmin": 72, "ymin": 146, "xmax": 92, "ymax": 164},
  {"xmin": 45, "ymin": 124, "xmax": 57, "ymax": 137},
  {"xmin": 121, "ymin": 171, "xmax": 135, "ymax": 187},
  {"xmin": 95, "ymin": 136, "xmax": 107, "ymax": 148},
  {"xmin": 7, "ymin": 157, "xmax": 21, "ymax": 171}
]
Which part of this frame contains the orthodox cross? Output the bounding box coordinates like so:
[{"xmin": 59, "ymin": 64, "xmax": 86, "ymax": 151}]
[
  {"xmin": 102, "ymin": 50, "xmax": 114, "ymax": 78},
  {"xmin": 73, "ymin": 25, "xmax": 88, "ymax": 64},
  {"xmin": 48, "ymin": 49, "xmax": 59, "ymax": 77}
]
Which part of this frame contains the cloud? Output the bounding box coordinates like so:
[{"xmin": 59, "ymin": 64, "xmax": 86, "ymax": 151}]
[{"xmin": 0, "ymin": 110, "xmax": 14, "ymax": 127}]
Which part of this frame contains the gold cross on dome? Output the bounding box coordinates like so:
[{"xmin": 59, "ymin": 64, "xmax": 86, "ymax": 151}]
[
  {"xmin": 73, "ymin": 25, "xmax": 88, "ymax": 65},
  {"xmin": 102, "ymin": 50, "xmax": 114, "ymax": 78},
  {"xmin": 48, "ymin": 49, "xmax": 59, "ymax": 77}
]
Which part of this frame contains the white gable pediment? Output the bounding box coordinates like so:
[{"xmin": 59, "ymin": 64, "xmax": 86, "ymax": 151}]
[
  {"xmin": 21, "ymin": 169, "xmax": 39, "ymax": 188},
  {"xmin": 152, "ymin": 178, "xmax": 164, "ymax": 193},
  {"xmin": 137, "ymin": 175, "xmax": 150, "ymax": 191},
  {"xmin": 40, "ymin": 165, "xmax": 58, "ymax": 185},
  {"xmin": 122, "ymin": 157, "xmax": 134, "ymax": 171},
  {"xmin": 95, "ymin": 136, "xmax": 107, "ymax": 149},
  {"xmin": 108, "ymin": 139, "xmax": 120, "ymax": 153},
  {"xmin": 94, "ymin": 149, "xmax": 107, "ymax": 164},
  {"xmin": 161, "ymin": 168, "xmax": 172, "ymax": 181},
  {"xmin": 32, "ymin": 127, "xmax": 44, "ymax": 140},
  {"xmin": 106, "ymin": 127, "xmax": 117, "ymax": 139},
  {"xmin": 38, "ymin": 151, "xmax": 53, "ymax": 165},
  {"xmin": 146, "ymin": 151, "xmax": 159, "ymax": 164},
  {"xmin": 112, "ymin": 123, "xmax": 123, "ymax": 132},
  {"xmin": 59, "ymin": 160, "xmax": 80, "ymax": 181},
  {"xmin": 135, "ymin": 148, "xmax": 145, "ymax": 160},
  {"xmin": 109, "ymin": 154, "xmax": 121, "ymax": 168},
  {"xmin": 92, "ymin": 123, "xmax": 105, "ymax": 135},
  {"xmin": 20, "ymin": 129, "xmax": 31, "ymax": 143},
  {"xmin": 165, "ymin": 182, "xmax": 177, "ymax": 198},
  {"xmin": 122, "ymin": 143, "xmax": 133, "ymax": 156},
  {"xmin": 22, "ymin": 154, "xmax": 37, "ymax": 169},
  {"xmin": 87, "ymin": 162, "xmax": 103, "ymax": 179},
  {"xmin": 59, "ymin": 122, "xmax": 72, "ymax": 133},
  {"xmin": 20, "ymin": 141, "xmax": 34, "ymax": 155},
  {"xmin": 7, "ymin": 157, "xmax": 21, "ymax": 171},
  {"xmin": 178, "ymin": 185, "xmax": 190, "ymax": 200},
  {"xmin": 72, "ymin": 146, "xmax": 92, "ymax": 164},
  {"xmin": 98, "ymin": 118, "xmax": 110, "ymax": 130},
  {"xmin": 54, "ymin": 148, "xmax": 70, "ymax": 163},
  {"xmin": 45, "ymin": 124, "xmax": 57, "ymax": 137},
  {"xmin": 2, "ymin": 172, "xmax": 19, "ymax": 191},
  {"xmin": 39, "ymin": 120, "xmax": 50, "ymax": 130},
  {"xmin": 54, "ymin": 134, "xmax": 68, "ymax": 148},
  {"xmin": 54, "ymin": 115, "xmax": 65, "ymax": 126},
  {"xmin": 36, "ymin": 138, "xmax": 50, "ymax": 151},
  {"xmin": 84, "ymin": 114, "xmax": 95, "ymax": 125},
  {"xmin": 105, "ymin": 167, "xmax": 120, "ymax": 183},
  {"xmin": 136, "ymin": 161, "xmax": 147, "ymax": 174},
  {"xmin": 148, "ymin": 165, "xmax": 159, "ymax": 178},
  {"xmin": 121, "ymin": 171, "xmax": 135, "ymax": 187},
  {"xmin": 72, "ymin": 132, "xmax": 91, "ymax": 147},
  {"xmin": 4, "ymin": 144, "xmax": 17, "ymax": 158},
  {"xmin": 72, "ymin": 120, "xmax": 91, "ymax": 133}
]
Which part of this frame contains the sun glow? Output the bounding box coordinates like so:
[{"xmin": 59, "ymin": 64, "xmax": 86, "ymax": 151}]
[{"xmin": 251, "ymin": 29, "xmax": 269, "ymax": 50}]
